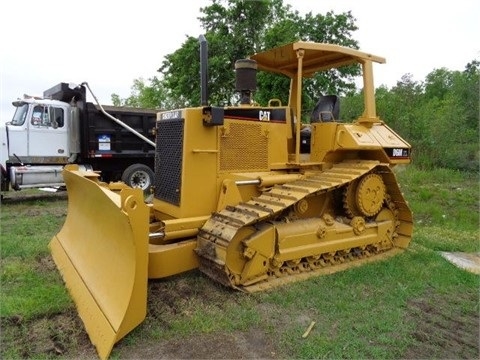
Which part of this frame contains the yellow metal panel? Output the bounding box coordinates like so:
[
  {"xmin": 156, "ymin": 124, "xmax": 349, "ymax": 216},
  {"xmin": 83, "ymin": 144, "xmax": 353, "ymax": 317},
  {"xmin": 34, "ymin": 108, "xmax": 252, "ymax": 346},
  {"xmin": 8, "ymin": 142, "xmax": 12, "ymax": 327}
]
[
  {"xmin": 369, "ymin": 123, "xmax": 412, "ymax": 148},
  {"xmin": 49, "ymin": 237, "xmax": 117, "ymax": 360},
  {"xmin": 148, "ymin": 240, "xmax": 199, "ymax": 279},
  {"xmin": 220, "ymin": 122, "xmax": 268, "ymax": 171},
  {"xmin": 251, "ymin": 41, "xmax": 385, "ymax": 78},
  {"xmin": 154, "ymin": 107, "xmax": 219, "ymax": 219},
  {"xmin": 219, "ymin": 118, "xmax": 291, "ymax": 172},
  {"xmin": 49, "ymin": 166, "xmax": 149, "ymax": 360}
]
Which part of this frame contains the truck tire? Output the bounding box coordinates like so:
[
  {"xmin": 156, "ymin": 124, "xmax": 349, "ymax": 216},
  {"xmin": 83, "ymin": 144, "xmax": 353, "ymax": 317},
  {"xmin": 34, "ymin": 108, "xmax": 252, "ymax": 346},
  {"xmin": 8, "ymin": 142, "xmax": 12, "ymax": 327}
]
[{"xmin": 121, "ymin": 164, "xmax": 154, "ymax": 193}]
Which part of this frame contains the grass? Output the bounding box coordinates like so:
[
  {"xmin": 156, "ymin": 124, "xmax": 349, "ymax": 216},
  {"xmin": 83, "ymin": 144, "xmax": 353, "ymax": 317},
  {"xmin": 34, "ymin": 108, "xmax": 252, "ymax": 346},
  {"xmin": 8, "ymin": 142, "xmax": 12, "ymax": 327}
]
[
  {"xmin": 260, "ymin": 247, "xmax": 478, "ymax": 359},
  {"xmin": 398, "ymin": 167, "xmax": 479, "ymax": 232},
  {"xmin": 1, "ymin": 194, "xmax": 71, "ymax": 321},
  {"xmin": 1, "ymin": 258, "xmax": 71, "ymax": 319},
  {"xmin": 1, "ymin": 167, "xmax": 479, "ymax": 359}
]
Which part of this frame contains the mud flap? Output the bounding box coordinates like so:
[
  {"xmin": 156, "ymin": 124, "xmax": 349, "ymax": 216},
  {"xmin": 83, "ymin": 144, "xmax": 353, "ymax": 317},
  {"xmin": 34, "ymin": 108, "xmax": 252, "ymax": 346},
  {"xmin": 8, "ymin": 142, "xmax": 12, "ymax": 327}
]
[{"xmin": 49, "ymin": 165, "xmax": 149, "ymax": 359}]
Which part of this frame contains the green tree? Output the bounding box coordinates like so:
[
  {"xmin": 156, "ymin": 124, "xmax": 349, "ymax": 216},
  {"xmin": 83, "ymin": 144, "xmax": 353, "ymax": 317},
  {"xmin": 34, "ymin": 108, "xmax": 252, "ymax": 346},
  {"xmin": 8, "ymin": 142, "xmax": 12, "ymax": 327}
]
[
  {"xmin": 117, "ymin": 0, "xmax": 361, "ymax": 109},
  {"xmin": 111, "ymin": 77, "xmax": 167, "ymax": 109},
  {"xmin": 424, "ymin": 63, "xmax": 479, "ymax": 170},
  {"xmin": 345, "ymin": 62, "xmax": 479, "ymax": 172}
]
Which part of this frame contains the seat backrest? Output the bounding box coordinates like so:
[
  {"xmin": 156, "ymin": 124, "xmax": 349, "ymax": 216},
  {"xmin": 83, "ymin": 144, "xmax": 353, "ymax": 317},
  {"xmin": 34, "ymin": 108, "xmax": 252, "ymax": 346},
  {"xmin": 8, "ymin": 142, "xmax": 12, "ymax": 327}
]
[{"xmin": 311, "ymin": 95, "xmax": 340, "ymax": 122}]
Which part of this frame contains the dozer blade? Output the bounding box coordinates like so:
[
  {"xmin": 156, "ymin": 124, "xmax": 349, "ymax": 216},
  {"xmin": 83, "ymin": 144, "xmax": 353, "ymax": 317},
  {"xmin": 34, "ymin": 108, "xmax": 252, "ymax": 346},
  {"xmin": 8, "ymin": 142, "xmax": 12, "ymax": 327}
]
[{"xmin": 49, "ymin": 165, "xmax": 149, "ymax": 360}]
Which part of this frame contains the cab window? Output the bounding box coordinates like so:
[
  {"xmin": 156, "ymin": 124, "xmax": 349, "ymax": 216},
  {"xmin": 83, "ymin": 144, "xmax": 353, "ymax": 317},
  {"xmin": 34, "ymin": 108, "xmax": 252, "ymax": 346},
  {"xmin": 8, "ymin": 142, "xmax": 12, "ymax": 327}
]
[
  {"xmin": 31, "ymin": 106, "xmax": 64, "ymax": 128},
  {"xmin": 31, "ymin": 105, "xmax": 46, "ymax": 126},
  {"xmin": 11, "ymin": 103, "xmax": 29, "ymax": 126},
  {"xmin": 50, "ymin": 107, "xmax": 64, "ymax": 128}
]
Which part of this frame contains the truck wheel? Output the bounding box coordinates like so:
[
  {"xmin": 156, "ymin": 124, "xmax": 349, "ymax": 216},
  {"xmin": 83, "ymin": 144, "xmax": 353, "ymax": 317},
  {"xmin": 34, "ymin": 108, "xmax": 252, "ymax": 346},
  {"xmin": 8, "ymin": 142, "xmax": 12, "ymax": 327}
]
[{"xmin": 121, "ymin": 164, "xmax": 154, "ymax": 193}]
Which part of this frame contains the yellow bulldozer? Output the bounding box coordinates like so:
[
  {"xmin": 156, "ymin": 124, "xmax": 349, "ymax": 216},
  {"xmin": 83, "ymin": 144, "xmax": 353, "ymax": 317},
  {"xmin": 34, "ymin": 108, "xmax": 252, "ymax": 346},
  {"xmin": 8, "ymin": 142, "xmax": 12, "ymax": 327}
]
[{"xmin": 49, "ymin": 37, "xmax": 413, "ymax": 359}]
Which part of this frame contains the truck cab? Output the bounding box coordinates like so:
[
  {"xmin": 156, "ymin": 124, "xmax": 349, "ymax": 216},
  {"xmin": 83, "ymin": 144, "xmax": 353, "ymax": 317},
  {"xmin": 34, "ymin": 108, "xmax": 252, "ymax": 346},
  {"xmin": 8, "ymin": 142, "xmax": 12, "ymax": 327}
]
[
  {"xmin": 8, "ymin": 97, "xmax": 72, "ymax": 162},
  {"xmin": 2, "ymin": 96, "xmax": 77, "ymax": 190}
]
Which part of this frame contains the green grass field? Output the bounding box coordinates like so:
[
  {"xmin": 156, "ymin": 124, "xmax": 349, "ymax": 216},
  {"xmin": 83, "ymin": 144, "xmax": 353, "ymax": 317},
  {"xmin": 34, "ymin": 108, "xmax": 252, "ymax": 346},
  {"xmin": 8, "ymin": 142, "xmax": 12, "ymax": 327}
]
[{"xmin": 1, "ymin": 167, "xmax": 479, "ymax": 359}]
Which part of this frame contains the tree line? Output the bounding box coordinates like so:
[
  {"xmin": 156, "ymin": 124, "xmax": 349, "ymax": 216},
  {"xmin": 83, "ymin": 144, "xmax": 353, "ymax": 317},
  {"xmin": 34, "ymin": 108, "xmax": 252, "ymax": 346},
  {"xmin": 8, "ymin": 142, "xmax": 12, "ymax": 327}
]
[
  {"xmin": 112, "ymin": 0, "xmax": 479, "ymax": 172},
  {"xmin": 342, "ymin": 64, "xmax": 479, "ymax": 171}
]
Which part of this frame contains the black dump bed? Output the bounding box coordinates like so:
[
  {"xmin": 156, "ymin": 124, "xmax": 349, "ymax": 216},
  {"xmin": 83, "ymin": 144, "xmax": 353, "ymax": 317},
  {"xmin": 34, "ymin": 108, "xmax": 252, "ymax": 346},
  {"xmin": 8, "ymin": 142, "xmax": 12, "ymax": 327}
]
[
  {"xmin": 84, "ymin": 103, "xmax": 157, "ymax": 159},
  {"xmin": 44, "ymin": 83, "xmax": 157, "ymax": 159}
]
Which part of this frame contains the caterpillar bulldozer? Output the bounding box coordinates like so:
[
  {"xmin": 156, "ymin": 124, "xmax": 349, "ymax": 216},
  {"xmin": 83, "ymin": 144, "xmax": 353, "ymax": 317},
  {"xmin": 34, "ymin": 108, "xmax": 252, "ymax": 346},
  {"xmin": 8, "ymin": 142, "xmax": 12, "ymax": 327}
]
[{"xmin": 49, "ymin": 37, "xmax": 413, "ymax": 359}]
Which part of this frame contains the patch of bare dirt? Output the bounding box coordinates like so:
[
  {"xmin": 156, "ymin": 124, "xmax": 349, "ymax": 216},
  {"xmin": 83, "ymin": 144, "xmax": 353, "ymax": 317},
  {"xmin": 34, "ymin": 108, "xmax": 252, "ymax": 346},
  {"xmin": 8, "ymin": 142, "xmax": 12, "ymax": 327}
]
[
  {"xmin": 145, "ymin": 271, "xmax": 241, "ymax": 319},
  {"xmin": 402, "ymin": 288, "xmax": 480, "ymax": 359},
  {"xmin": 1, "ymin": 190, "xmax": 67, "ymax": 204},
  {"xmin": 118, "ymin": 329, "xmax": 279, "ymax": 359},
  {"xmin": 115, "ymin": 272, "xmax": 282, "ymax": 359},
  {"xmin": 36, "ymin": 255, "xmax": 58, "ymax": 271},
  {"xmin": 1, "ymin": 313, "xmax": 97, "ymax": 359}
]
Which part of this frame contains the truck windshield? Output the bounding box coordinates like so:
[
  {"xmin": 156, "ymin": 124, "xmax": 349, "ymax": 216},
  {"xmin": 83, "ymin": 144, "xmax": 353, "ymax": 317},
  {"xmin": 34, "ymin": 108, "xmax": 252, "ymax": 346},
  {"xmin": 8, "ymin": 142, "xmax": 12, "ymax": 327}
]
[{"xmin": 11, "ymin": 103, "xmax": 29, "ymax": 126}]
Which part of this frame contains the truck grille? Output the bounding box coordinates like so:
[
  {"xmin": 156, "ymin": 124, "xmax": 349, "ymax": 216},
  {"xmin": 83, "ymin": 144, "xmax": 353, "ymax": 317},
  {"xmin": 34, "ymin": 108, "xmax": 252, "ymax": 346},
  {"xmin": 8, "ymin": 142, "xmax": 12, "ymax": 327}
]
[{"xmin": 154, "ymin": 118, "xmax": 184, "ymax": 205}]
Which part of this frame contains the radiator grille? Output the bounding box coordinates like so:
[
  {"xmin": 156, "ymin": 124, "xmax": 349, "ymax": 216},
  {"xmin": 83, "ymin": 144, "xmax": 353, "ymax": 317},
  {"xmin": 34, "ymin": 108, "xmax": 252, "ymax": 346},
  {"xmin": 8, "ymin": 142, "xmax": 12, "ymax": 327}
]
[
  {"xmin": 154, "ymin": 118, "xmax": 183, "ymax": 205},
  {"xmin": 220, "ymin": 123, "xmax": 268, "ymax": 171}
]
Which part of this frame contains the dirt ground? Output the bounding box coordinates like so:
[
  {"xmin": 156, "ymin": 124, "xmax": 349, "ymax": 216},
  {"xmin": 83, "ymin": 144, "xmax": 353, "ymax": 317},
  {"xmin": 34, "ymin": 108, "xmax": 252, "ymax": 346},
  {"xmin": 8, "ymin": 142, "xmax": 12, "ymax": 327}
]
[
  {"xmin": 403, "ymin": 288, "xmax": 479, "ymax": 359},
  {"xmin": 119, "ymin": 328, "xmax": 279, "ymax": 359}
]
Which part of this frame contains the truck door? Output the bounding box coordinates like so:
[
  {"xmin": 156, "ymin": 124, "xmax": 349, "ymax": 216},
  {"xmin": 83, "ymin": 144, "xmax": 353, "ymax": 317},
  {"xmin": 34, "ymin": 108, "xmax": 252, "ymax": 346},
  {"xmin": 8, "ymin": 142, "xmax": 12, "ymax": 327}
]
[
  {"xmin": 28, "ymin": 104, "xmax": 69, "ymax": 159},
  {"xmin": 6, "ymin": 102, "xmax": 30, "ymax": 158}
]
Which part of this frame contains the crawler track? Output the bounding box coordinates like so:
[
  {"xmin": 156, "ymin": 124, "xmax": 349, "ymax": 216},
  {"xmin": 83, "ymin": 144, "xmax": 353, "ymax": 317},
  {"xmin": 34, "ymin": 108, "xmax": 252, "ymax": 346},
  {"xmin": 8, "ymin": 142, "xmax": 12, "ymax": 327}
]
[{"xmin": 196, "ymin": 160, "xmax": 412, "ymax": 292}]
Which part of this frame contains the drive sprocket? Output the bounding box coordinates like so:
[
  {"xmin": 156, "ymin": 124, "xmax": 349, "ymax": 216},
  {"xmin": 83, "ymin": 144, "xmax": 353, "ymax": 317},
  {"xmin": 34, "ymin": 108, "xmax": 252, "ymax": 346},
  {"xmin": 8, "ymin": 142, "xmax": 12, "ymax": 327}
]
[{"xmin": 355, "ymin": 173, "xmax": 386, "ymax": 217}]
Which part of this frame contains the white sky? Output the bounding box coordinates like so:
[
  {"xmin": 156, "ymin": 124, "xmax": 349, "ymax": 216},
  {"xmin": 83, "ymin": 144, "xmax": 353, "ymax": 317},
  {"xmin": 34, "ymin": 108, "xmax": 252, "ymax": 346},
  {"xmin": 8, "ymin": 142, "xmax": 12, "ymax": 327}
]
[{"xmin": 1, "ymin": 0, "xmax": 478, "ymax": 123}]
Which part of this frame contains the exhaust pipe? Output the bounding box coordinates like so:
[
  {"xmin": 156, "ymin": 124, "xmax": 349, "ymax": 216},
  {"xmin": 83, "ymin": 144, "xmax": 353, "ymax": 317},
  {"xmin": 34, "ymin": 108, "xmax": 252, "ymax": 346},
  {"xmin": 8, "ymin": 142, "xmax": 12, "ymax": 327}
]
[{"xmin": 199, "ymin": 35, "xmax": 208, "ymax": 106}]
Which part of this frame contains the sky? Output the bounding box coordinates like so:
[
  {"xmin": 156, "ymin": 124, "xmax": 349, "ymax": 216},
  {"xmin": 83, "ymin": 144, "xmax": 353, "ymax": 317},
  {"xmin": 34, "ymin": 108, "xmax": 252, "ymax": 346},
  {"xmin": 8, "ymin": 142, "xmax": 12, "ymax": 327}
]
[{"xmin": 1, "ymin": 0, "xmax": 478, "ymax": 123}]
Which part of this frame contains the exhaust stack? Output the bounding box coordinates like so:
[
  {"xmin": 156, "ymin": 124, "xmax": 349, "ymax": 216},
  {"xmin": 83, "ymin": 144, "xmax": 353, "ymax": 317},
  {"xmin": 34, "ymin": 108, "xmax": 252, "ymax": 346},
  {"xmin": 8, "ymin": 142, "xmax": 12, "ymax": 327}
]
[{"xmin": 199, "ymin": 35, "xmax": 208, "ymax": 106}]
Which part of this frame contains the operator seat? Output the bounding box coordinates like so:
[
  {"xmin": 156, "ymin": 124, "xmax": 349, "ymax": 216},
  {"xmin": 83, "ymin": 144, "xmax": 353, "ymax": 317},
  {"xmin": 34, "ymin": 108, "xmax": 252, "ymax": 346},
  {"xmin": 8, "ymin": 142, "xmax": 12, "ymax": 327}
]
[
  {"xmin": 311, "ymin": 95, "xmax": 340, "ymax": 122},
  {"xmin": 301, "ymin": 95, "xmax": 340, "ymax": 154}
]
